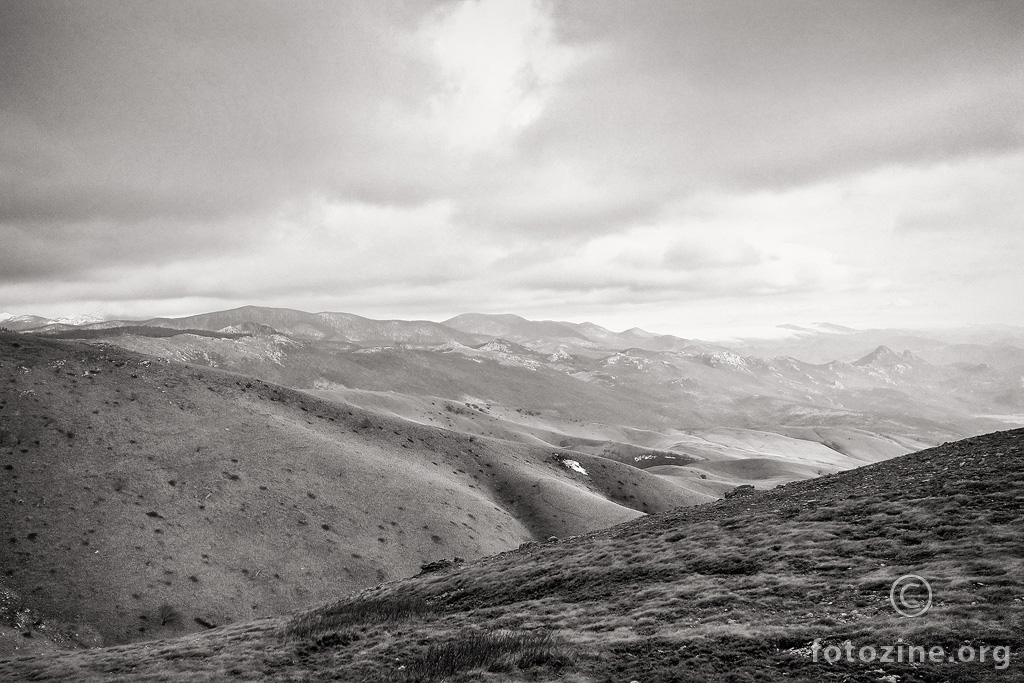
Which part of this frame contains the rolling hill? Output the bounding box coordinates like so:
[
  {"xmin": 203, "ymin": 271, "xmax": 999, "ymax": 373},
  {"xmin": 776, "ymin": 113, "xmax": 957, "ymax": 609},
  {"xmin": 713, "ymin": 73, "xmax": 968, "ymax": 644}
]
[
  {"xmin": 0, "ymin": 332, "xmax": 697, "ymax": 652},
  {"xmin": 63, "ymin": 314, "xmax": 1017, "ymax": 470},
  {"xmin": 15, "ymin": 306, "xmax": 1022, "ymax": 514},
  {"xmin": 3, "ymin": 428, "xmax": 1020, "ymax": 681}
]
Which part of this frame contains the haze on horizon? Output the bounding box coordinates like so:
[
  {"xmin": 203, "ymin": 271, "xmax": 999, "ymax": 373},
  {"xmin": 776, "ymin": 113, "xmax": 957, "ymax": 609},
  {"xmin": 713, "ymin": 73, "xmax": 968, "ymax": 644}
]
[{"xmin": 1, "ymin": 0, "xmax": 1022, "ymax": 339}]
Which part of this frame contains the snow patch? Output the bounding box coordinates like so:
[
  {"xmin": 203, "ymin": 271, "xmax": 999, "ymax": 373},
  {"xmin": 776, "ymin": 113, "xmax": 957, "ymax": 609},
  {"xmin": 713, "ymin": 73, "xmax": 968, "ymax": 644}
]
[
  {"xmin": 52, "ymin": 314, "xmax": 104, "ymax": 326},
  {"xmin": 560, "ymin": 459, "xmax": 588, "ymax": 475}
]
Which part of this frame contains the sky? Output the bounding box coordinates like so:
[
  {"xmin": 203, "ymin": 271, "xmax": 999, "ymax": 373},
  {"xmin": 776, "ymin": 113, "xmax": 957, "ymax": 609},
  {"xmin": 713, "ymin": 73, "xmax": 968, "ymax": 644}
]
[{"xmin": 1, "ymin": 0, "xmax": 1022, "ymax": 339}]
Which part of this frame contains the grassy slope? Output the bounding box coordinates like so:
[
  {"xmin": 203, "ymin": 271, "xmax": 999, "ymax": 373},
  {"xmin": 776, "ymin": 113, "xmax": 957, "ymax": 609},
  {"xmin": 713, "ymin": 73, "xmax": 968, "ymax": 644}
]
[
  {"xmin": 0, "ymin": 333, "xmax": 696, "ymax": 652},
  {"xmin": 3, "ymin": 428, "xmax": 1021, "ymax": 681},
  {"xmin": 97, "ymin": 333, "xmax": 970, "ymax": 498}
]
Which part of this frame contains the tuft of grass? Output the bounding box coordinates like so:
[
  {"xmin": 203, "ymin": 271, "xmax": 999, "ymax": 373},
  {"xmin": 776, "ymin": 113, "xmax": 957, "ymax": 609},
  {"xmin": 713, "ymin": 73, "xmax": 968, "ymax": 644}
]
[
  {"xmin": 392, "ymin": 629, "xmax": 571, "ymax": 682},
  {"xmin": 284, "ymin": 594, "xmax": 439, "ymax": 639},
  {"xmin": 689, "ymin": 553, "xmax": 763, "ymax": 575}
]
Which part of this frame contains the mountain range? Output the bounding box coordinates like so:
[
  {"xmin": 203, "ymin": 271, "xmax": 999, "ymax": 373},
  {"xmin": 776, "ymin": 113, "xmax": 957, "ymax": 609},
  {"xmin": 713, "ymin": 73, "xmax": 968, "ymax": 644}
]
[
  {"xmin": 1, "ymin": 307, "xmax": 1023, "ymax": 670},
  {"xmin": 18, "ymin": 307, "xmax": 1022, "ymax": 457}
]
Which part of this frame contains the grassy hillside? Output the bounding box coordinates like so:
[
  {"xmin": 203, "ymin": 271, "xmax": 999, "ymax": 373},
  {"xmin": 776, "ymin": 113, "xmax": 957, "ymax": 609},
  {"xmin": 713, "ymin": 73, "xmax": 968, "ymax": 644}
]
[
  {"xmin": 0, "ymin": 332, "xmax": 695, "ymax": 652},
  {"xmin": 84, "ymin": 329, "xmax": 992, "ymax": 487},
  {"xmin": 3, "ymin": 428, "xmax": 1021, "ymax": 681}
]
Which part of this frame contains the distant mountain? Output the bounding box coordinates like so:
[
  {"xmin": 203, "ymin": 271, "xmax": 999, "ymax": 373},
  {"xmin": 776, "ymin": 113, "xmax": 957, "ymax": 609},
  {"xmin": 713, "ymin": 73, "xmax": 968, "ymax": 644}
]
[
  {"xmin": 569, "ymin": 321, "xmax": 696, "ymax": 352},
  {"xmin": 16, "ymin": 306, "xmax": 700, "ymax": 356},
  {"xmin": 0, "ymin": 314, "xmax": 53, "ymax": 331},
  {"xmin": 853, "ymin": 345, "xmax": 927, "ymax": 368},
  {"xmin": 731, "ymin": 322, "xmax": 1024, "ymax": 366},
  {"xmin": 41, "ymin": 306, "xmax": 489, "ymax": 347},
  {"xmin": 444, "ymin": 312, "xmax": 695, "ymax": 354},
  {"xmin": 60, "ymin": 318, "xmax": 1020, "ymax": 475},
  {"xmin": 443, "ymin": 313, "xmax": 590, "ymax": 343},
  {"xmin": 13, "ymin": 307, "xmax": 1024, "ymax": 470},
  {"xmin": 314, "ymin": 311, "xmax": 485, "ymax": 346}
]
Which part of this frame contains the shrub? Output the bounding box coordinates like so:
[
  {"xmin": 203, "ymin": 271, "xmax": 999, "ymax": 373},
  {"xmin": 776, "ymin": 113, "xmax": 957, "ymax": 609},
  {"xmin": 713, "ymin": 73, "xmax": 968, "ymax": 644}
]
[{"xmin": 158, "ymin": 603, "xmax": 181, "ymax": 627}]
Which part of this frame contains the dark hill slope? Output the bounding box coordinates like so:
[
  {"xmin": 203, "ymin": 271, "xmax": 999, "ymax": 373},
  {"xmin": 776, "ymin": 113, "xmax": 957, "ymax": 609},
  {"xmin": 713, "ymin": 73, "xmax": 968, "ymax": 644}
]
[
  {"xmin": 3, "ymin": 429, "xmax": 1021, "ymax": 681},
  {"xmin": 0, "ymin": 333, "xmax": 693, "ymax": 651}
]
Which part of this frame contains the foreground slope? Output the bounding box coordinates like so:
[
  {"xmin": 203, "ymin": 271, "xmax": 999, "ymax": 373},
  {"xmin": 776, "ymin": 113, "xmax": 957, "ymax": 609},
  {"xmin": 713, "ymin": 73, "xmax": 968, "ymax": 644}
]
[
  {"xmin": 4, "ymin": 429, "xmax": 1021, "ymax": 681},
  {"xmin": 0, "ymin": 333, "xmax": 693, "ymax": 651}
]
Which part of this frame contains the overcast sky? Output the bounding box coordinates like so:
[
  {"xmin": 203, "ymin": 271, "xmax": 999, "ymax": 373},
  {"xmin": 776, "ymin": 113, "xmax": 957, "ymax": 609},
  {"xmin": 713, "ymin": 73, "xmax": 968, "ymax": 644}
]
[{"xmin": 1, "ymin": 0, "xmax": 1021, "ymax": 338}]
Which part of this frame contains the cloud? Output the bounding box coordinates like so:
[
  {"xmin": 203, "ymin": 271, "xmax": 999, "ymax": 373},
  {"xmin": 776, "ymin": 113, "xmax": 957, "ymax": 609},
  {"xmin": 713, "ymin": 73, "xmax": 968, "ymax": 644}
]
[
  {"xmin": 417, "ymin": 0, "xmax": 580, "ymax": 152},
  {"xmin": 533, "ymin": 0, "xmax": 1024, "ymax": 190},
  {"xmin": 1, "ymin": 0, "xmax": 1021, "ymax": 334},
  {"xmin": 0, "ymin": 0, "xmax": 444, "ymax": 227},
  {"xmin": 489, "ymin": 225, "xmax": 850, "ymax": 302},
  {"xmin": 892, "ymin": 154, "xmax": 1024, "ymax": 235},
  {"xmin": 0, "ymin": 213, "xmax": 271, "ymax": 285}
]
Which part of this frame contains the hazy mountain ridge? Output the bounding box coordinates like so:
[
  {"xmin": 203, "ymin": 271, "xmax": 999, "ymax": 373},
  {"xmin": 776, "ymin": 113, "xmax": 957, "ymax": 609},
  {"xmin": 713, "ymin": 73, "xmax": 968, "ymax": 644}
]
[
  {"xmin": 8, "ymin": 308, "xmax": 702, "ymax": 357},
  {"xmin": 731, "ymin": 322, "xmax": 1024, "ymax": 368},
  {"xmin": 12, "ymin": 307, "xmax": 1024, "ymax": 367},
  {"xmin": 15, "ymin": 307, "xmax": 1023, "ymax": 483},
  {"xmin": 88, "ymin": 328, "xmax": 988, "ymax": 460}
]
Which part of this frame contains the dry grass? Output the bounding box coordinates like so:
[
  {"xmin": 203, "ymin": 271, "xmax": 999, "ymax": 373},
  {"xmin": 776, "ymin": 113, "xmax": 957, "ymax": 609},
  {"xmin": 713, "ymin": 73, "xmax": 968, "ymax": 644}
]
[
  {"xmin": 387, "ymin": 629, "xmax": 571, "ymax": 682},
  {"xmin": 284, "ymin": 594, "xmax": 439, "ymax": 639}
]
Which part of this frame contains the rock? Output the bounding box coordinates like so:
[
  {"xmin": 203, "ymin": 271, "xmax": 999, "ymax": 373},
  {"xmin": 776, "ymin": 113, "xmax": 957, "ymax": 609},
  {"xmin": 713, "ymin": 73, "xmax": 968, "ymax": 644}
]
[
  {"xmin": 724, "ymin": 484, "xmax": 756, "ymax": 499},
  {"xmin": 418, "ymin": 559, "xmax": 455, "ymax": 574},
  {"xmin": 418, "ymin": 557, "xmax": 466, "ymax": 575}
]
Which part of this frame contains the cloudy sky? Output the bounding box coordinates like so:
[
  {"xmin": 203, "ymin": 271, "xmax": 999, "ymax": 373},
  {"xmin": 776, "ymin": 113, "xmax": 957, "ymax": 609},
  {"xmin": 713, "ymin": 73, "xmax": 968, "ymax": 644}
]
[{"xmin": 1, "ymin": 0, "xmax": 1021, "ymax": 338}]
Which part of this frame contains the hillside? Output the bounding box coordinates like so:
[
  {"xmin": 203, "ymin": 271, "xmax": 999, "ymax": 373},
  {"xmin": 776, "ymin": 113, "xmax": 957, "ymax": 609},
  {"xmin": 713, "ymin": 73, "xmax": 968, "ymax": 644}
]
[
  {"xmin": 17, "ymin": 308, "xmax": 1024, "ymax": 523},
  {"xmin": 3, "ymin": 428, "xmax": 1020, "ymax": 681},
  {"xmin": 0, "ymin": 332, "xmax": 695, "ymax": 652},
  {"xmin": 74, "ymin": 321, "xmax": 1014, "ymax": 474}
]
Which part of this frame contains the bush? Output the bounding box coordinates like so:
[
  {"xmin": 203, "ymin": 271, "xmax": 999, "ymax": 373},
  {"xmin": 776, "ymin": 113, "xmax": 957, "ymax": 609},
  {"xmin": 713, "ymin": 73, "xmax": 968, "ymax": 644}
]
[{"xmin": 158, "ymin": 603, "xmax": 181, "ymax": 626}]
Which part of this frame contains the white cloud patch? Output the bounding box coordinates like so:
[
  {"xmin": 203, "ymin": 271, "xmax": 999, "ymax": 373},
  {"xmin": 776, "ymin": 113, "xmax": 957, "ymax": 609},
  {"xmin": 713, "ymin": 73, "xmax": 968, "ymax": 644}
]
[
  {"xmin": 1, "ymin": 1, "xmax": 1021, "ymax": 334},
  {"xmin": 494, "ymin": 224, "xmax": 849, "ymax": 301},
  {"xmin": 418, "ymin": 0, "xmax": 582, "ymax": 152}
]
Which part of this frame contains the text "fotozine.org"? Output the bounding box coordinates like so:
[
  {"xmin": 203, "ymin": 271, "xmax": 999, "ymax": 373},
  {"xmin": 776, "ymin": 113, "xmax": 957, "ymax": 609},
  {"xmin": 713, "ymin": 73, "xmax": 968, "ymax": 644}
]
[{"xmin": 812, "ymin": 640, "xmax": 1011, "ymax": 670}]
